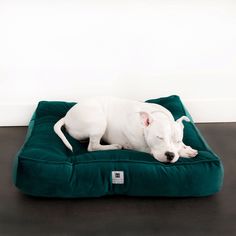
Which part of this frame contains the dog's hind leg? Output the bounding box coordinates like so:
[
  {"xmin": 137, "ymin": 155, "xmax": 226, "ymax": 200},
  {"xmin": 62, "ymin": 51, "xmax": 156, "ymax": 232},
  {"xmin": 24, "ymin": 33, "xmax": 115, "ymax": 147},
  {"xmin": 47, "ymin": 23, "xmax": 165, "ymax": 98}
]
[
  {"xmin": 88, "ymin": 134, "xmax": 122, "ymax": 151},
  {"xmin": 72, "ymin": 101, "xmax": 122, "ymax": 151}
]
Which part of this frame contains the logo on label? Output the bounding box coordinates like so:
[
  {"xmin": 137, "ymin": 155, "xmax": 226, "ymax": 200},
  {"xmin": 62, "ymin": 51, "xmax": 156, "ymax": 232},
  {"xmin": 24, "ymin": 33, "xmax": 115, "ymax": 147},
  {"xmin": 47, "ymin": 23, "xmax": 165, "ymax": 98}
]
[{"xmin": 112, "ymin": 171, "xmax": 124, "ymax": 184}]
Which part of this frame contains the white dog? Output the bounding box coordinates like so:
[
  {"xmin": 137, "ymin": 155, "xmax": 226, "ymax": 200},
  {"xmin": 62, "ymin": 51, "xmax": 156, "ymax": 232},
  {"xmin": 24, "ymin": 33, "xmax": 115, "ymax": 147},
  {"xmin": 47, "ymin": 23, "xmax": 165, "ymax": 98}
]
[{"xmin": 54, "ymin": 97, "xmax": 198, "ymax": 163}]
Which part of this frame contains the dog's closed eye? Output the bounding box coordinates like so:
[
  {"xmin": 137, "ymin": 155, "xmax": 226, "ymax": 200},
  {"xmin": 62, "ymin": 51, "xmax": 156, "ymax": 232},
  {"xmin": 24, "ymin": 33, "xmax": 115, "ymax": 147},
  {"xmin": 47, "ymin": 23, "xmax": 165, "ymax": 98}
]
[{"xmin": 156, "ymin": 136, "xmax": 164, "ymax": 140}]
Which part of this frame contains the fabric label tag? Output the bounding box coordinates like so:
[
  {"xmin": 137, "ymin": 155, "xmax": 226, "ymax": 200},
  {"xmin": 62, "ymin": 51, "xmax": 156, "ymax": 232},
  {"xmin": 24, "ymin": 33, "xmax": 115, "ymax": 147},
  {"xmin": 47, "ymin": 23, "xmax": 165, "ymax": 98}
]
[{"xmin": 112, "ymin": 171, "xmax": 124, "ymax": 184}]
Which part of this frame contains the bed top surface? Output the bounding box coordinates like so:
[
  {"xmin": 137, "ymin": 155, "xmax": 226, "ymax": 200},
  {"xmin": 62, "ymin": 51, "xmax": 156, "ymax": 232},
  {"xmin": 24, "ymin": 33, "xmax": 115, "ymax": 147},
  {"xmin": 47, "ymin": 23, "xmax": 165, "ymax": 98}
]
[{"xmin": 19, "ymin": 95, "xmax": 220, "ymax": 166}]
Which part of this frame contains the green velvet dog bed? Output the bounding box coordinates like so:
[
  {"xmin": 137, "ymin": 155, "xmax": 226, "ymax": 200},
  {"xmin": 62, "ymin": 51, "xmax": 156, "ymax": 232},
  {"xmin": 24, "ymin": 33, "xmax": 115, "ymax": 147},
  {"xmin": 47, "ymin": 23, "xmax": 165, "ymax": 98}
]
[{"xmin": 13, "ymin": 95, "xmax": 224, "ymax": 198}]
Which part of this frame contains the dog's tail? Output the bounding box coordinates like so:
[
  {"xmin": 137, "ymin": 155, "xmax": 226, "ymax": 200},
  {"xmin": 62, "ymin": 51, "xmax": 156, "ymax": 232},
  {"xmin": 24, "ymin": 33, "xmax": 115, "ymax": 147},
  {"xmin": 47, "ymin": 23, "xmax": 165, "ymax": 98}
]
[{"xmin": 54, "ymin": 117, "xmax": 73, "ymax": 151}]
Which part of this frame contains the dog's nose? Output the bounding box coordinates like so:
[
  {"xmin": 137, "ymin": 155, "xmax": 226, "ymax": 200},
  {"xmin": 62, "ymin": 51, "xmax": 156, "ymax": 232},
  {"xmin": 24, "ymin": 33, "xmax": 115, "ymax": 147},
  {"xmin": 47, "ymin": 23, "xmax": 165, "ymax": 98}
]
[{"xmin": 165, "ymin": 151, "xmax": 175, "ymax": 161}]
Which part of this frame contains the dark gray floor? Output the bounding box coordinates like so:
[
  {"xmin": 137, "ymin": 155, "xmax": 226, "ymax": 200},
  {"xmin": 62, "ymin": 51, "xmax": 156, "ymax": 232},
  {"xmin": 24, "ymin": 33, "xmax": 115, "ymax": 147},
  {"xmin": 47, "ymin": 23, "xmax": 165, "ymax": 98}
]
[{"xmin": 0, "ymin": 123, "xmax": 235, "ymax": 236}]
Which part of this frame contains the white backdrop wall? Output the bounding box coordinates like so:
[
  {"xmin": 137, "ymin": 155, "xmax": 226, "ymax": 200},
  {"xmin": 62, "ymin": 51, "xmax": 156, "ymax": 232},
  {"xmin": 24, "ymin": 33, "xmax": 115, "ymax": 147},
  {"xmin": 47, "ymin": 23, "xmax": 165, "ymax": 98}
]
[{"xmin": 0, "ymin": 0, "xmax": 236, "ymax": 125}]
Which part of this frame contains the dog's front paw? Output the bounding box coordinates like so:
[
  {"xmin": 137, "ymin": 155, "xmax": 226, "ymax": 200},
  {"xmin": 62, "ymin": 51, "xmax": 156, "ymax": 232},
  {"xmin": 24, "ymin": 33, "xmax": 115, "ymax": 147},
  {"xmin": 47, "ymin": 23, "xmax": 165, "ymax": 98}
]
[{"xmin": 179, "ymin": 145, "xmax": 198, "ymax": 158}]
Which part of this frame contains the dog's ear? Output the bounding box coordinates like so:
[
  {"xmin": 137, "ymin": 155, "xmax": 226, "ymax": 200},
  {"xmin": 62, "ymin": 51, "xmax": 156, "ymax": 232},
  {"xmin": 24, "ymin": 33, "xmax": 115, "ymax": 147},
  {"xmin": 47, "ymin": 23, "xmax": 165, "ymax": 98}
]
[
  {"xmin": 139, "ymin": 112, "xmax": 153, "ymax": 127},
  {"xmin": 176, "ymin": 116, "xmax": 190, "ymax": 128}
]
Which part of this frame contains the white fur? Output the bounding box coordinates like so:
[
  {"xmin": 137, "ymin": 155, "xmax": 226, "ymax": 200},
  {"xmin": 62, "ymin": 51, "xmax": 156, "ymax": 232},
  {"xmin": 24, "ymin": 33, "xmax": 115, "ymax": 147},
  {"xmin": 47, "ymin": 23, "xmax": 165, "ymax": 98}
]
[{"xmin": 54, "ymin": 97, "xmax": 198, "ymax": 163}]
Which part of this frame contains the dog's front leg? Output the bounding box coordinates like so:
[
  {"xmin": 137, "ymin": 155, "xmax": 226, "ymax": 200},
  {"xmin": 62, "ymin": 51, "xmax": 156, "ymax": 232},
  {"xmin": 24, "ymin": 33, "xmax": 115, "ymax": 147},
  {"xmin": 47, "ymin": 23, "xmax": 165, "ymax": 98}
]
[{"xmin": 179, "ymin": 143, "xmax": 198, "ymax": 158}]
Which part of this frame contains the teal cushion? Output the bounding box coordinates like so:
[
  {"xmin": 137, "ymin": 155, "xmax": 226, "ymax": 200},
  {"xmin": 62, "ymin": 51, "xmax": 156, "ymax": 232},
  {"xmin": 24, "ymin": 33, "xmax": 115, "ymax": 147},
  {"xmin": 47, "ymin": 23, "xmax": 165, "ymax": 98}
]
[{"xmin": 13, "ymin": 95, "xmax": 224, "ymax": 197}]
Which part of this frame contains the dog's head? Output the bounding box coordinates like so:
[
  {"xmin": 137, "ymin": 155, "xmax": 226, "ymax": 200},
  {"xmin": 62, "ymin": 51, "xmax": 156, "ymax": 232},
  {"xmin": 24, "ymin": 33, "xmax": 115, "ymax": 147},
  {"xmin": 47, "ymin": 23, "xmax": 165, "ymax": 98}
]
[{"xmin": 140, "ymin": 112, "xmax": 190, "ymax": 163}]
